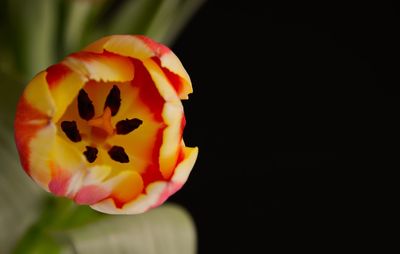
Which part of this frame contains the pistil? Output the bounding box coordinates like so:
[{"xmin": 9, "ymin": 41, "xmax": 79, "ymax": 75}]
[{"xmin": 88, "ymin": 107, "xmax": 114, "ymax": 136}]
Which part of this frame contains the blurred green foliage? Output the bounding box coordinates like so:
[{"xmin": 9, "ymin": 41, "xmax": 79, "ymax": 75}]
[{"xmin": 0, "ymin": 0, "xmax": 204, "ymax": 253}]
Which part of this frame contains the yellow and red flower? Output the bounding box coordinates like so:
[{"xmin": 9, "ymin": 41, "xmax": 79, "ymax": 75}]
[{"xmin": 14, "ymin": 35, "xmax": 198, "ymax": 214}]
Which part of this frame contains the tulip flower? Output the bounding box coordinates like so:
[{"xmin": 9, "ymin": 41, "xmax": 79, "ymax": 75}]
[{"xmin": 14, "ymin": 35, "xmax": 198, "ymax": 214}]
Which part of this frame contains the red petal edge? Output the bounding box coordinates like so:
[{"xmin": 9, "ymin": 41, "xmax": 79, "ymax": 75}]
[
  {"xmin": 136, "ymin": 35, "xmax": 170, "ymax": 57},
  {"xmin": 14, "ymin": 97, "xmax": 50, "ymax": 174},
  {"xmin": 46, "ymin": 63, "xmax": 72, "ymax": 89}
]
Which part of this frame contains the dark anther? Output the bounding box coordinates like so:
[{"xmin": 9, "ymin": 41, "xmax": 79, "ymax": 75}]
[
  {"xmin": 116, "ymin": 118, "xmax": 143, "ymax": 135},
  {"xmin": 78, "ymin": 89, "xmax": 95, "ymax": 120},
  {"xmin": 104, "ymin": 85, "xmax": 121, "ymax": 116},
  {"xmin": 108, "ymin": 146, "xmax": 129, "ymax": 163},
  {"xmin": 83, "ymin": 146, "xmax": 98, "ymax": 163},
  {"xmin": 61, "ymin": 121, "xmax": 81, "ymax": 142}
]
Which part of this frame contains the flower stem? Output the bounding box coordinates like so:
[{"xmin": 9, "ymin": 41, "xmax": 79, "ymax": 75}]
[{"xmin": 12, "ymin": 197, "xmax": 104, "ymax": 254}]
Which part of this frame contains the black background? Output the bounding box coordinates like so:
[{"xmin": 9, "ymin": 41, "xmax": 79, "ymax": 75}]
[{"xmin": 169, "ymin": 1, "xmax": 397, "ymax": 253}]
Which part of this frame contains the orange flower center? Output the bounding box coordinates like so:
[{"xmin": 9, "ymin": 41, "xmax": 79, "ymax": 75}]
[{"xmin": 57, "ymin": 82, "xmax": 147, "ymax": 167}]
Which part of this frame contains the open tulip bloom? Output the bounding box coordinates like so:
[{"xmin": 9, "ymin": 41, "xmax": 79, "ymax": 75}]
[{"xmin": 14, "ymin": 35, "xmax": 198, "ymax": 214}]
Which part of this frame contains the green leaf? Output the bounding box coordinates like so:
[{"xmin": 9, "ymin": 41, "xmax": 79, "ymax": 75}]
[
  {"xmin": 12, "ymin": 222, "xmax": 61, "ymax": 254},
  {"xmin": 12, "ymin": 197, "xmax": 105, "ymax": 254},
  {"xmin": 58, "ymin": 204, "xmax": 196, "ymax": 254},
  {"xmin": 161, "ymin": 0, "xmax": 206, "ymax": 45},
  {"xmin": 13, "ymin": 203, "xmax": 196, "ymax": 254},
  {"xmin": 107, "ymin": 0, "xmax": 162, "ymax": 36},
  {"xmin": 0, "ymin": 1, "xmax": 14, "ymax": 75},
  {"xmin": 0, "ymin": 72, "xmax": 45, "ymax": 254},
  {"xmin": 7, "ymin": 0, "xmax": 58, "ymax": 79},
  {"xmin": 105, "ymin": 0, "xmax": 206, "ymax": 45},
  {"xmin": 62, "ymin": 0, "xmax": 93, "ymax": 54},
  {"xmin": 63, "ymin": 0, "xmax": 111, "ymax": 55},
  {"xmin": 143, "ymin": 0, "xmax": 182, "ymax": 43}
]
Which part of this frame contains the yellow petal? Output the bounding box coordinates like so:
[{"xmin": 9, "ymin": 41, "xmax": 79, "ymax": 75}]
[
  {"xmin": 84, "ymin": 35, "xmax": 192, "ymax": 99},
  {"xmin": 24, "ymin": 71, "xmax": 55, "ymax": 117},
  {"xmin": 29, "ymin": 123, "xmax": 86, "ymax": 193},
  {"xmin": 109, "ymin": 170, "xmax": 144, "ymax": 207},
  {"xmin": 141, "ymin": 58, "xmax": 186, "ymax": 179},
  {"xmin": 142, "ymin": 58, "xmax": 181, "ymax": 103},
  {"xmin": 51, "ymin": 135, "xmax": 86, "ymax": 174},
  {"xmin": 46, "ymin": 64, "xmax": 86, "ymax": 122},
  {"xmin": 84, "ymin": 35, "xmax": 154, "ymax": 59},
  {"xmin": 90, "ymin": 181, "xmax": 167, "ymax": 214},
  {"xmin": 86, "ymin": 144, "xmax": 197, "ymax": 214},
  {"xmin": 83, "ymin": 165, "xmax": 112, "ymax": 184},
  {"xmin": 63, "ymin": 51, "xmax": 134, "ymax": 82},
  {"xmin": 28, "ymin": 124, "xmax": 57, "ymax": 190},
  {"xmin": 171, "ymin": 146, "xmax": 198, "ymax": 184},
  {"xmin": 160, "ymin": 51, "xmax": 192, "ymax": 99},
  {"xmin": 82, "ymin": 35, "xmax": 111, "ymax": 53},
  {"xmin": 159, "ymin": 103, "xmax": 184, "ymax": 179}
]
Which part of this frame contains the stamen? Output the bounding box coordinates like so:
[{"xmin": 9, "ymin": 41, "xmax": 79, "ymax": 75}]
[
  {"xmin": 104, "ymin": 85, "xmax": 121, "ymax": 116},
  {"xmin": 78, "ymin": 89, "xmax": 95, "ymax": 120},
  {"xmin": 116, "ymin": 118, "xmax": 143, "ymax": 135},
  {"xmin": 108, "ymin": 146, "xmax": 129, "ymax": 163},
  {"xmin": 83, "ymin": 146, "xmax": 98, "ymax": 163},
  {"xmin": 61, "ymin": 121, "xmax": 81, "ymax": 142}
]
